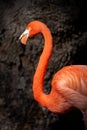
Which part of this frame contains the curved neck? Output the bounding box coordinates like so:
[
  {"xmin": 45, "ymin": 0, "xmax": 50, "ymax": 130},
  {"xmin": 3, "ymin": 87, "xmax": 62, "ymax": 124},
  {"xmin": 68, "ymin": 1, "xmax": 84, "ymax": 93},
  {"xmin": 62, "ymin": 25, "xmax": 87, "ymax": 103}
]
[{"xmin": 32, "ymin": 25, "xmax": 53, "ymax": 106}]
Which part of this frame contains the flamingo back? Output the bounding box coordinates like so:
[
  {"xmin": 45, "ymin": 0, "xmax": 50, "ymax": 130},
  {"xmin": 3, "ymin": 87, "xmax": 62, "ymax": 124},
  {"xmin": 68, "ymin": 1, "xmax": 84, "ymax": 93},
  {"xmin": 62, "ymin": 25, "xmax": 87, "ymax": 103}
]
[{"xmin": 52, "ymin": 65, "xmax": 87, "ymax": 110}]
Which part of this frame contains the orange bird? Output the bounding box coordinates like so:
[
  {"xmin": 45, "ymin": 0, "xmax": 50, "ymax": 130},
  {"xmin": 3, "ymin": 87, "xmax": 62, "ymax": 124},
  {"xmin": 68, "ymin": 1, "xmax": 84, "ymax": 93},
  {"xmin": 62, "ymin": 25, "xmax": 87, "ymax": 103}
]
[{"xmin": 19, "ymin": 20, "xmax": 87, "ymax": 128}]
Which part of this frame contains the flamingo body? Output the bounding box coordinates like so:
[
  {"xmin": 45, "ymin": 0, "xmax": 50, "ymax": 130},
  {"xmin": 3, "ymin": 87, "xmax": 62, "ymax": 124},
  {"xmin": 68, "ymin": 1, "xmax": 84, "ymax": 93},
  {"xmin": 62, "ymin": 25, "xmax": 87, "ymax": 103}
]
[
  {"xmin": 52, "ymin": 65, "xmax": 87, "ymax": 112},
  {"xmin": 52, "ymin": 65, "xmax": 87, "ymax": 96},
  {"xmin": 19, "ymin": 21, "xmax": 87, "ymax": 128}
]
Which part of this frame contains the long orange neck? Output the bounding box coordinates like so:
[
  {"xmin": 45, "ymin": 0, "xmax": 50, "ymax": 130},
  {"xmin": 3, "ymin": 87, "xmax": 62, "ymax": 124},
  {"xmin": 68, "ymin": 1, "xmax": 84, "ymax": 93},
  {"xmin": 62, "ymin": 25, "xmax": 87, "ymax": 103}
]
[{"xmin": 32, "ymin": 24, "xmax": 53, "ymax": 107}]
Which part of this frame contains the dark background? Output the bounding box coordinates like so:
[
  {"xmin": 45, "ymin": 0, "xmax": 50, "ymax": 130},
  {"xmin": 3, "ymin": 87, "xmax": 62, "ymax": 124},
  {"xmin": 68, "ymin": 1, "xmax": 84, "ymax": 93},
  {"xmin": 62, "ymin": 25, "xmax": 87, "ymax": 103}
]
[{"xmin": 0, "ymin": 0, "xmax": 87, "ymax": 129}]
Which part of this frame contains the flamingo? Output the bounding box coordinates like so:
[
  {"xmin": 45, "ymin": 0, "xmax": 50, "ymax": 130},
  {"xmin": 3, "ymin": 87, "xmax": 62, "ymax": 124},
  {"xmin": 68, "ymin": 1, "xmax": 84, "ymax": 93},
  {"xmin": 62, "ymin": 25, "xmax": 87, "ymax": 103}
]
[{"xmin": 19, "ymin": 20, "xmax": 87, "ymax": 129}]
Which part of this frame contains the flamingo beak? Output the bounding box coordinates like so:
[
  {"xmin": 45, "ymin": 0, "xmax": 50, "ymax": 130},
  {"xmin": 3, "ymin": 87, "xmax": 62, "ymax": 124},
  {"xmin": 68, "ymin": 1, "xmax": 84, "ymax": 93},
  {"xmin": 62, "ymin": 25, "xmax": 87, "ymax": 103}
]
[{"xmin": 19, "ymin": 29, "xmax": 30, "ymax": 45}]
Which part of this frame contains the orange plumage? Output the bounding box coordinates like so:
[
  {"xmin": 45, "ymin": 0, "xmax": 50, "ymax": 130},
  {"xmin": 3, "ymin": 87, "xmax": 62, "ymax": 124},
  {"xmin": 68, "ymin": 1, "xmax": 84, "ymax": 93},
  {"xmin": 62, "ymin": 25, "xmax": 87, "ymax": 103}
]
[{"xmin": 19, "ymin": 20, "xmax": 87, "ymax": 129}]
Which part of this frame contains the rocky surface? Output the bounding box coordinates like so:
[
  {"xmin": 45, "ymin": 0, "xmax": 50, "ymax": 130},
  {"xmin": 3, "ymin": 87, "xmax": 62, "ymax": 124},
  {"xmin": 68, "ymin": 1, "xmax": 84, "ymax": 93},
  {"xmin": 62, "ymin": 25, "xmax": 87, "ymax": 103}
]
[{"xmin": 0, "ymin": 0, "xmax": 87, "ymax": 129}]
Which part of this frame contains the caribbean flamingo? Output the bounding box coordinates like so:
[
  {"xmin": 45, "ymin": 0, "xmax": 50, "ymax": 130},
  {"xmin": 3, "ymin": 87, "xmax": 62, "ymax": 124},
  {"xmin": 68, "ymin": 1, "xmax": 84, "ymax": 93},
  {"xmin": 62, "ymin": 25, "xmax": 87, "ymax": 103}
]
[{"xmin": 19, "ymin": 20, "xmax": 87, "ymax": 129}]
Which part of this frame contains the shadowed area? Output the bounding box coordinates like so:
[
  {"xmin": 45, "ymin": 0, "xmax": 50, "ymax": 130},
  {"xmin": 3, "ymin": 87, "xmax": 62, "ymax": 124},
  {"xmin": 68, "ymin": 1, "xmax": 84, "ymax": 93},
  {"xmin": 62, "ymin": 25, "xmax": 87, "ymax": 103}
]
[{"xmin": 0, "ymin": 0, "xmax": 87, "ymax": 129}]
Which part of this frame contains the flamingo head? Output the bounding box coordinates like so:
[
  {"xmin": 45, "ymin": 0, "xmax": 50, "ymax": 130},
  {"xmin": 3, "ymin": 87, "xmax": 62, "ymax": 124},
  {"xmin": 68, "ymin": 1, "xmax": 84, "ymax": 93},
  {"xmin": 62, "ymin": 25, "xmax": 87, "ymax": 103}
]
[{"xmin": 19, "ymin": 21, "xmax": 42, "ymax": 45}]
